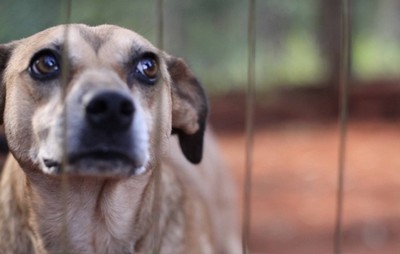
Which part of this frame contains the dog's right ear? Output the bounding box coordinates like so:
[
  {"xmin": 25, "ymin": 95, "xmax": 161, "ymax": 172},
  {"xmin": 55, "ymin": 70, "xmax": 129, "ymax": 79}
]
[{"xmin": 0, "ymin": 44, "xmax": 13, "ymax": 124}]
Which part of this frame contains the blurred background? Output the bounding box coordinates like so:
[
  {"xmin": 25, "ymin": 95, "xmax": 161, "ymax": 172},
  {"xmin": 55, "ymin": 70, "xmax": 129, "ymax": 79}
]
[{"xmin": 1, "ymin": 0, "xmax": 400, "ymax": 253}]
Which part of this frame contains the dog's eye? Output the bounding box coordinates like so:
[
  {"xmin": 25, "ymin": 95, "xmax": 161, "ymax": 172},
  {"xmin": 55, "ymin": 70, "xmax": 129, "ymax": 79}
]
[
  {"xmin": 135, "ymin": 56, "xmax": 158, "ymax": 84},
  {"xmin": 29, "ymin": 50, "xmax": 60, "ymax": 80}
]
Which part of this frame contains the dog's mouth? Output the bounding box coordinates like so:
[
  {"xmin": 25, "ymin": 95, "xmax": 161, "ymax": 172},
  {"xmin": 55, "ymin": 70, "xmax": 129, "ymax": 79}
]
[{"xmin": 42, "ymin": 150, "xmax": 146, "ymax": 177}]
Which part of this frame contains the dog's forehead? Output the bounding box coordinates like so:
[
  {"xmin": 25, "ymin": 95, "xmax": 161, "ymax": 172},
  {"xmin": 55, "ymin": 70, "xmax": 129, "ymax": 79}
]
[{"xmin": 35, "ymin": 24, "xmax": 153, "ymax": 49}]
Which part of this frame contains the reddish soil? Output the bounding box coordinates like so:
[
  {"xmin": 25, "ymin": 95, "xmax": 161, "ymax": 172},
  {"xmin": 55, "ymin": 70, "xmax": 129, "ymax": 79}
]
[
  {"xmin": 215, "ymin": 123, "xmax": 400, "ymax": 254},
  {"xmin": 210, "ymin": 86, "xmax": 400, "ymax": 254}
]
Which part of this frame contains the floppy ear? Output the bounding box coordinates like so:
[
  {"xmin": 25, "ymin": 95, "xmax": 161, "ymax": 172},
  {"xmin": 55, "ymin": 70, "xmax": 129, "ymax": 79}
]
[
  {"xmin": 167, "ymin": 57, "xmax": 208, "ymax": 164},
  {"xmin": 0, "ymin": 44, "xmax": 13, "ymax": 124}
]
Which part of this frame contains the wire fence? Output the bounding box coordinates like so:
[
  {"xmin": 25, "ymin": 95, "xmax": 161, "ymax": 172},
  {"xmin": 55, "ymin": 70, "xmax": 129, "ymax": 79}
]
[{"xmin": 4, "ymin": 0, "xmax": 399, "ymax": 253}]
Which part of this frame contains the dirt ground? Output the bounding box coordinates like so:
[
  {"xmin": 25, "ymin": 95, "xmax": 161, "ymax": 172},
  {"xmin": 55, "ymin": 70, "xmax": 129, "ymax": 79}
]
[
  {"xmin": 210, "ymin": 87, "xmax": 400, "ymax": 254},
  {"xmin": 214, "ymin": 122, "xmax": 400, "ymax": 254}
]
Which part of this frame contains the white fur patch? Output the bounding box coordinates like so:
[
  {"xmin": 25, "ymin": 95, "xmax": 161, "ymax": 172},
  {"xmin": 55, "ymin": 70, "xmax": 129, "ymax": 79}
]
[
  {"xmin": 131, "ymin": 100, "xmax": 150, "ymax": 171},
  {"xmin": 133, "ymin": 166, "xmax": 147, "ymax": 176}
]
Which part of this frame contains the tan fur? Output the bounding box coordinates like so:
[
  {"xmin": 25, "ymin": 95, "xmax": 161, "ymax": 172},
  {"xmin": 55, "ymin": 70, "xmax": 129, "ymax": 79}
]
[{"xmin": 0, "ymin": 24, "xmax": 240, "ymax": 254}]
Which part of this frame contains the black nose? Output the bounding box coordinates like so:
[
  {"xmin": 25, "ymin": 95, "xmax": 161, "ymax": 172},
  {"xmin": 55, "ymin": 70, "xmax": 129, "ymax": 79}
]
[{"xmin": 85, "ymin": 91, "xmax": 134, "ymax": 131}]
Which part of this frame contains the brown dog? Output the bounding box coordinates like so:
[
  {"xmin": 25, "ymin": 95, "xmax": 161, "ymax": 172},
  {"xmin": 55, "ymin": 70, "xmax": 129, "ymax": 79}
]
[{"xmin": 0, "ymin": 24, "xmax": 240, "ymax": 254}]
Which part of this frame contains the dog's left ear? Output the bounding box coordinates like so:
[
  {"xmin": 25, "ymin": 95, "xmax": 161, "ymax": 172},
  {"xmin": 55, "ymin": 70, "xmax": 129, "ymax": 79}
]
[
  {"xmin": 167, "ymin": 57, "xmax": 208, "ymax": 164},
  {"xmin": 0, "ymin": 44, "xmax": 13, "ymax": 124}
]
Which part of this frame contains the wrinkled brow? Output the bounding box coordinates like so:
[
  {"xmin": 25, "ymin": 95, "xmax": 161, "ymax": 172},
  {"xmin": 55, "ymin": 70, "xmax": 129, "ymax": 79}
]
[{"xmin": 77, "ymin": 26, "xmax": 115, "ymax": 54}]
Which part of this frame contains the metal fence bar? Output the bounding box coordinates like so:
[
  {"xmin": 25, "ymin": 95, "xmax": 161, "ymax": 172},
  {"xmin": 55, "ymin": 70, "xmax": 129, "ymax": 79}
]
[
  {"xmin": 157, "ymin": 0, "xmax": 164, "ymax": 50},
  {"xmin": 60, "ymin": 0, "xmax": 72, "ymax": 252},
  {"xmin": 334, "ymin": 0, "xmax": 351, "ymax": 253},
  {"xmin": 150, "ymin": 0, "xmax": 165, "ymax": 253},
  {"xmin": 242, "ymin": 0, "xmax": 256, "ymax": 253}
]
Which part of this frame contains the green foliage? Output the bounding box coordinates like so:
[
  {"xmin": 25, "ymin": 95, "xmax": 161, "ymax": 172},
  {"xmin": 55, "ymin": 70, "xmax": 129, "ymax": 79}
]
[
  {"xmin": 257, "ymin": 32, "xmax": 326, "ymax": 86},
  {"xmin": 353, "ymin": 36, "xmax": 400, "ymax": 80}
]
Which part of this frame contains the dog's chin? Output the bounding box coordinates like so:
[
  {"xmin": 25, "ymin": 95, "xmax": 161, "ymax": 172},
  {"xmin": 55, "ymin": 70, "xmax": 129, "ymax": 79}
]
[{"xmin": 41, "ymin": 154, "xmax": 147, "ymax": 178}]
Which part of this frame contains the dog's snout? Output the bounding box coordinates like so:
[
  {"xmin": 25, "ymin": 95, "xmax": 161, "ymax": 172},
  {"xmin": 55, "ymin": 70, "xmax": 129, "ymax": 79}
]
[{"xmin": 86, "ymin": 91, "xmax": 134, "ymax": 131}]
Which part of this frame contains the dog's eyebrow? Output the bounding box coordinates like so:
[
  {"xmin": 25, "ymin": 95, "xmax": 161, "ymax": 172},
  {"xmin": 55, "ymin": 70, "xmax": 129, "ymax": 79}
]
[
  {"xmin": 129, "ymin": 46, "xmax": 160, "ymax": 62},
  {"xmin": 39, "ymin": 42, "xmax": 63, "ymax": 54},
  {"xmin": 130, "ymin": 46, "xmax": 145, "ymax": 59},
  {"xmin": 125, "ymin": 46, "xmax": 142, "ymax": 65},
  {"xmin": 52, "ymin": 43, "xmax": 63, "ymax": 52}
]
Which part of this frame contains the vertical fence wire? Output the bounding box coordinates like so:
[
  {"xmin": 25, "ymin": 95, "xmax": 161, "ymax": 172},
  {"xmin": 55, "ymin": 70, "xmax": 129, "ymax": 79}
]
[
  {"xmin": 242, "ymin": 0, "xmax": 256, "ymax": 253},
  {"xmin": 334, "ymin": 0, "xmax": 351, "ymax": 253},
  {"xmin": 151, "ymin": 0, "xmax": 165, "ymax": 252},
  {"xmin": 157, "ymin": 0, "xmax": 164, "ymax": 50},
  {"xmin": 60, "ymin": 0, "xmax": 72, "ymax": 252}
]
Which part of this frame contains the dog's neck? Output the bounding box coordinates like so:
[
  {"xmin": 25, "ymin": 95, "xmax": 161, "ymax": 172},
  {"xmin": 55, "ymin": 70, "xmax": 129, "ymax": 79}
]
[
  {"xmin": 28, "ymin": 172, "xmax": 153, "ymax": 252},
  {"xmin": 3, "ymin": 158, "xmax": 184, "ymax": 253},
  {"xmin": 26, "ymin": 173, "xmax": 153, "ymax": 253}
]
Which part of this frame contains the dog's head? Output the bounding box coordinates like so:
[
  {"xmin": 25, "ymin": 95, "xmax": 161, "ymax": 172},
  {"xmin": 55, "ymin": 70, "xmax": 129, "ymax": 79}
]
[{"xmin": 0, "ymin": 24, "xmax": 207, "ymax": 177}]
